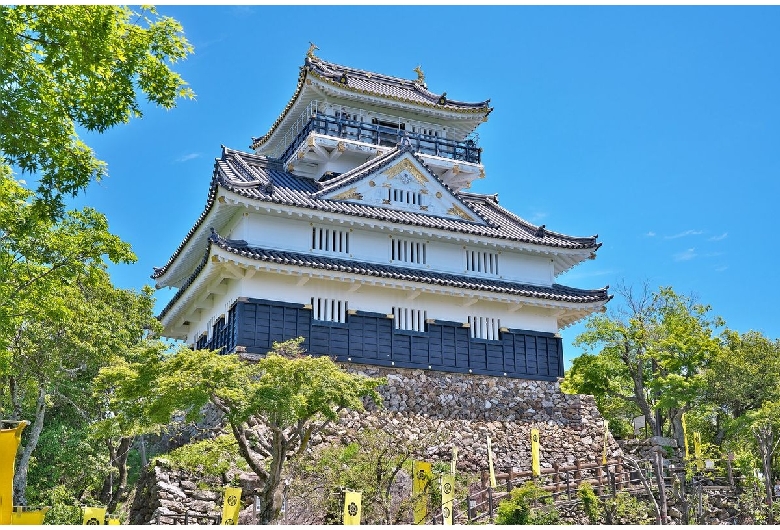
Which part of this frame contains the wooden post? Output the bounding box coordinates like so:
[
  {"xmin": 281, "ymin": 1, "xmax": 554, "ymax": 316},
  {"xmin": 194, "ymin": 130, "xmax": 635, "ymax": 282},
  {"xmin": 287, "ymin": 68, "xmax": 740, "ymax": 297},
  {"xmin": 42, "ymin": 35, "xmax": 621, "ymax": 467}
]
[
  {"xmin": 488, "ymin": 487, "xmax": 494, "ymax": 523},
  {"xmin": 467, "ymin": 494, "xmax": 473, "ymax": 523},
  {"xmin": 506, "ymin": 470, "xmax": 513, "ymax": 493},
  {"xmin": 596, "ymin": 459, "xmax": 604, "ymax": 495},
  {"xmin": 653, "ymin": 447, "xmax": 668, "ymax": 524},
  {"xmin": 565, "ymin": 470, "xmax": 572, "ymax": 501},
  {"xmin": 726, "ymin": 452, "xmax": 734, "ymax": 488},
  {"xmin": 481, "ymin": 469, "xmax": 489, "ymax": 489},
  {"xmin": 609, "ymin": 469, "xmax": 617, "ymax": 497}
]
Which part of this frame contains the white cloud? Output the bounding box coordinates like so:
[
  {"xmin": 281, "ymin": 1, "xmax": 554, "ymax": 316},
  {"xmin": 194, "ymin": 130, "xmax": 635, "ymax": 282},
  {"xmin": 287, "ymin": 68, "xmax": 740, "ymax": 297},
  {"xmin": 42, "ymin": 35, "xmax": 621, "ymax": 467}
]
[
  {"xmin": 530, "ymin": 211, "xmax": 548, "ymax": 223},
  {"xmin": 709, "ymin": 232, "xmax": 728, "ymax": 241},
  {"xmin": 175, "ymin": 153, "xmax": 201, "ymax": 163},
  {"xmin": 664, "ymin": 230, "xmax": 703, "ymax": 240},
  {"xmin": 673, "ymin": 248, "xmax": 697, "ymax": 261},
  {"xmin": 645, "ymin": 231, "xmax": 656, "ymax": 237},
  {"xmin": 715, "ymin": 265, "xmax": 729, "ymax": 272}
]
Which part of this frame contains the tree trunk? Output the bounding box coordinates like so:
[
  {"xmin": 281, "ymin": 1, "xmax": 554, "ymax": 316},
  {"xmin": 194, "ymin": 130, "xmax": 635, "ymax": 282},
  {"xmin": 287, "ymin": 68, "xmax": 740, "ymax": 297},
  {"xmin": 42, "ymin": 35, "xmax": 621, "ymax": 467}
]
[
  {"xmin": 630, "ymin": 371, "xmax": 657, "ymax": 437},
  {"xmin": 653, "ymin": 448, "xmax": 668, "ymax": 524},
  {"xmin": 755, "ymin": 425, "xmax": 775, "ymax": 523},
  {"xmin": 13, "ymin": 385, "xmax": 46, "ymax": 505},
  {"xmin": 670, "ymin": 409, "xmax": 685, "ymax": 450},
  {"xmin": 257, "ymin": 430, "xmax": 288, "ymax": 524},
  {"xmin": 100, "ymin": 436, "xmax": 133, "ymax": 512}
]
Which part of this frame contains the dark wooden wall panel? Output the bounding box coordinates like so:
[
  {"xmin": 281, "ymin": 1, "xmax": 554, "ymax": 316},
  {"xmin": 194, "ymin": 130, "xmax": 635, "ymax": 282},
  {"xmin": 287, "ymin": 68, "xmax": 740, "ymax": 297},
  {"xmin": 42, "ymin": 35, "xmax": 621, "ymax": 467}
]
[{"xmin": 216, "ymin": 299, "xmax": 563, "ymax": 381}]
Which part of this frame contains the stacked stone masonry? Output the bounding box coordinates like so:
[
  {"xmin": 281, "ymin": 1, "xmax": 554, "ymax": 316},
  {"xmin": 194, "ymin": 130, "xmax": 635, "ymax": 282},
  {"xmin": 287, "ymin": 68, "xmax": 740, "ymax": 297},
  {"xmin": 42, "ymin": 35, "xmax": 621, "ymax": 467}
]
[{"xmin": 132, "ymin": 366, "xmax": 622, "ymax": 524}]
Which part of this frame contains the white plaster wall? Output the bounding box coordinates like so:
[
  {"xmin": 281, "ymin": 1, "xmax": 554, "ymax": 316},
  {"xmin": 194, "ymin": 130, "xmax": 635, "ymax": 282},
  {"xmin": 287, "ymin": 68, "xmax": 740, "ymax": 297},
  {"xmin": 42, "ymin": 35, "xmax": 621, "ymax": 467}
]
[
  {"xmin": 233, "ymin": 212, "xmax": 554, "ymax": 286},
  {"xmin": 233, "ymin": 273, "xmax": 559, "ymax": 333},
  {"xmin": 178, "ymin": 266, "xmax": 560, "ymax": 346}
]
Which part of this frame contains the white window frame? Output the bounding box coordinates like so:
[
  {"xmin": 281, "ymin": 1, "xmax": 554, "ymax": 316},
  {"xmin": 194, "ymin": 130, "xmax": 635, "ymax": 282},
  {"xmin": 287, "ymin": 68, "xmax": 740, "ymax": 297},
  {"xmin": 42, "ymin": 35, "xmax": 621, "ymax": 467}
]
[
  {"xmin": 468, "ymin": 315, "xmax": 501, "ymax": 341},
  {"xmin": 311, "ymin": 297, "xmax": 348, "ymax": 324},
  {"xmin": 465, "ymin": 249, "xmax": 500, "ymax": 276},
  {"xmin": 312, "ymin": 226, "xmax": 350, "ymax": 255},
  {"xmin": 393, "ymin": 307, "xmax": 427, "ymax": 332},
  {"xmin": 391, "ymin": 238, "xmax": 427, "ymax": 265}
]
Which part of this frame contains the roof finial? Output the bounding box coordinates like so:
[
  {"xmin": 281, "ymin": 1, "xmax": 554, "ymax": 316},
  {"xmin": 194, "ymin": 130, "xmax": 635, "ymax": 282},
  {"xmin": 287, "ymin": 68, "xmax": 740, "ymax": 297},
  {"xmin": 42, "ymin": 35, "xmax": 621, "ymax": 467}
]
[
  {"xmin": 413, "ymin": 65, "xmax": 425, "ymax": 84},
  {"xmin": 306, "ymin": 42, "xmax": 319, "ymax": 59}
]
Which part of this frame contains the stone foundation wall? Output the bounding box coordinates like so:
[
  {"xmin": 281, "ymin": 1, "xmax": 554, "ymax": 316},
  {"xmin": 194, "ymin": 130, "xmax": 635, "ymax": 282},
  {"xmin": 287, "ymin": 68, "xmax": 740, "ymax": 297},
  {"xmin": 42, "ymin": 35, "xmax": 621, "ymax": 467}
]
[
  {"xmin": 342, "ymin": 365, "xmax": 620, "ymax": 471},
  {"xmin": 131, "ymin": 365, "xmax": 620, "ymax": 523}
]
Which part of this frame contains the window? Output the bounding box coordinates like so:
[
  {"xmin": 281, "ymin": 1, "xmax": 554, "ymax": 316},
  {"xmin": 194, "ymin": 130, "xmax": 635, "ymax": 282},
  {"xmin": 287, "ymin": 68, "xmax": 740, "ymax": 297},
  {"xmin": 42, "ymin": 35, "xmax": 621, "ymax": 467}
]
[
  {"xmin": 393, "ymin": 307, "xmax": 427, "ymax": 332},
  {"xmin": 311, "ymin": 297, "xmax": 348, "ymax": 323},
  {"xmin": 391, "ymin": 238, "xmax": 427, "ymax": 265},
  {"xmin": 465, "ymin": 250, "xmax": 499, "ymax": 275},
  {"xmin": 387, "ymin": 187, "xmax": 423, "ymax": 206},
  {"xmin": 468, "ymin": 316, "xmax": 501, "ymax": 340},
  {"xmin": 312, "ymin": 227, "xmax": 349, "ymax": 254}
]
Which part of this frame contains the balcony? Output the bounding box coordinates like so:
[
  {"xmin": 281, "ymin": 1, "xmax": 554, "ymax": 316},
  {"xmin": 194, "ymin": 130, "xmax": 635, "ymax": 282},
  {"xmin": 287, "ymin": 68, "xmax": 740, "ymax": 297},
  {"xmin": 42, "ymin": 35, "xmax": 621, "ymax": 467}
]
[{"xmin": 279, "ymin": 114, "xmax": 481, "ymax": 165}]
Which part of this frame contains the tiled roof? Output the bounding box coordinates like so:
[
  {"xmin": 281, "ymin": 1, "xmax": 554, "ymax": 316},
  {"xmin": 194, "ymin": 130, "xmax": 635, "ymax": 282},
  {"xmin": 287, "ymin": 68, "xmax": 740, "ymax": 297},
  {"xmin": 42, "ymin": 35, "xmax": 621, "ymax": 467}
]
[
  {"xmin": 306, "ymin": 57, "xmax": 491, "ymax": 111},
  {"xmin": 159, "ymin": 232, "xmax": 610, "ymax": 321},
  {"xmin": 251, "ymin": 55, "xmax": 492, "ymax": 150},
  {"xmin": 151, "ymin": 146, "xmax": 600, "ymax": 281}
]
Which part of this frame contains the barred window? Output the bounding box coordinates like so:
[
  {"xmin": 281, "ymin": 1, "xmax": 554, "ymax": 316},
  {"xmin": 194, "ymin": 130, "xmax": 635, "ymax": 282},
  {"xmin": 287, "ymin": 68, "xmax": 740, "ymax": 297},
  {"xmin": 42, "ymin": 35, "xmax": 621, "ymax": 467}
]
[
  {"xmin": 311, "ymin": 297, "xmax": 348, "ymax": 323},
  {"xmin": 391, "ymin": 238, "xmax": 427, "ymax": 265},
  {"xmin": 393, "ymin": 307, "xmax": 427, "ymax": 332},
  {"xmin": 312, "ymin": 227, "xmax": 349, "ymax": 254},
  {"xmin": 387, "ymin": 187, "xmax": 423, "ymax": 206},
  {"xmin": 468, "ymin": 316, "xmax": 501, "ymax": 340},
  {"xmin": 465, "ymin": 250, "xmax": 499, "ymax": 275}
]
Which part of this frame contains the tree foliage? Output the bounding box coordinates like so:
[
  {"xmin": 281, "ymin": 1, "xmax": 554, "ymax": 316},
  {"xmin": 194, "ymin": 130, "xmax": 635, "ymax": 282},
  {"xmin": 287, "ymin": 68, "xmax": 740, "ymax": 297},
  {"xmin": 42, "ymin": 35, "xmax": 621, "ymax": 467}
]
[
  {"xmin": 564, "ymin": 284, "xmax": 722, "ymax": 445},
  {"xmin": 0, "ymin": 5, "xmax": 194, "ymax": 218},
  {"xmin": 1, "ymin": 265, "xmax": 158, "ymax": 506},
  {"xmin": 288, "ymin": 427, "xmax": 450, "ymax": 524},
  {"xmin": 97, "ymin": 338, "xmax": 385, "ymax": 524},
  {"xmin": 495, "ymin": 481, "xmax": 559, "ymax": 525}
]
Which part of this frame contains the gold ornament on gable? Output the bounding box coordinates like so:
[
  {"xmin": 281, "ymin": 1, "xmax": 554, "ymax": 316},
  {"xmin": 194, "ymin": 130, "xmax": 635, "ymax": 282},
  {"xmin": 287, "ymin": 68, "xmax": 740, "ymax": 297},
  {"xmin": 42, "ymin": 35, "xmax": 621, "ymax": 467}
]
[{"xmin": 384, "ymin": 159, "xmax": 428, "ymax": 184}]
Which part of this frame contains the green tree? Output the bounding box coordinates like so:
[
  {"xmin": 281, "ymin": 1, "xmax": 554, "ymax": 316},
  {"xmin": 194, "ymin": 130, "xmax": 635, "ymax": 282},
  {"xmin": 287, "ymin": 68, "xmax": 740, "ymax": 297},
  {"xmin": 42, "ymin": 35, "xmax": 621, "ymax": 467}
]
[
  {"xmin": 0, "ymin": 5, "xmax": 194, "ymax": 219},
  {"xmin": 288, "ymin": 427, "xmax": 448, "ymax": 524},
  {"xmin": 564, "ymin": 284, "xmax": 721, "ymax": 445},
  {"xmin": 2, "ymin": 267, "xmax": 158, "ymax": 506},
  {"xmin": 97, "ymin": 338, "xmax": 384, "ymax": 524},
  {"xmin": 705, "ymin": 330, "xmax": 780, "ymax": 437}
]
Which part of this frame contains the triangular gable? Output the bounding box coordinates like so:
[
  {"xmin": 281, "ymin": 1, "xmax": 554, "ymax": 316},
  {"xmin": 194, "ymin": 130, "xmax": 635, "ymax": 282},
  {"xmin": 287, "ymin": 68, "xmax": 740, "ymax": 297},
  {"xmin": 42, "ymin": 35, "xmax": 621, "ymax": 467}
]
[{"xmin": 319, "ymin": 151, "xmax": 486, "ymax": 225}]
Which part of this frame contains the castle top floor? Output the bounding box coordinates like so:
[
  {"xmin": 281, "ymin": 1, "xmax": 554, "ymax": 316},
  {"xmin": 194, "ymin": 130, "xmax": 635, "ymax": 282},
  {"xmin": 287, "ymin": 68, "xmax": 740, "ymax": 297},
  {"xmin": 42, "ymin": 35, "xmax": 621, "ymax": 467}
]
[{"xmin": 250, "ymin": 49, "xmax": 493, "ymax": 188}]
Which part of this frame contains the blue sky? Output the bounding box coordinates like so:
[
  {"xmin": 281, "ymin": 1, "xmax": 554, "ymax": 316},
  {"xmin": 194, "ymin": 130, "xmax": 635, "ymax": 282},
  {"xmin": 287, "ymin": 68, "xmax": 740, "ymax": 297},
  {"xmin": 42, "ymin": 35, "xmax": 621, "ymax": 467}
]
[{"xmin": 74, "ymin": 6, "xmax": 780, "ymax": 366}]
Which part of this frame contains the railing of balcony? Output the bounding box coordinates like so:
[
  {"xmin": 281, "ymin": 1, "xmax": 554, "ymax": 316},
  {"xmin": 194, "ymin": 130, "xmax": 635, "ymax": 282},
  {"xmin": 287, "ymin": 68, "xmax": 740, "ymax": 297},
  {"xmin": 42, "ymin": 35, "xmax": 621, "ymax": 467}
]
[{"xmin": 279, "ymin": 113, "xmax": 481, "ymax": 165}]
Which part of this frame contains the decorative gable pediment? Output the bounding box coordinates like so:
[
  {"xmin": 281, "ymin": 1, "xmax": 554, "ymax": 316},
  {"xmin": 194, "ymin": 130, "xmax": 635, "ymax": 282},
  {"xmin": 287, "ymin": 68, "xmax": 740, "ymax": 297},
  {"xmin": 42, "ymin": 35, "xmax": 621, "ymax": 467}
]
[{"xmin": 320, "ymin": 152, "xmax": 485, "ymax": 224}]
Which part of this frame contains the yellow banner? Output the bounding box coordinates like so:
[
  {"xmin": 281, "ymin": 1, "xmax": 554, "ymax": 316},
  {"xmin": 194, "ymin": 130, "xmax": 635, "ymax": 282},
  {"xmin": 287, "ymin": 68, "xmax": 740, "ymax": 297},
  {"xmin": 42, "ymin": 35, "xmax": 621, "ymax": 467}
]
[
  {"xmin": 602, "ymin": 419, "xmax": 609, "ymax": 465},
  {"xmin": 487, "ymin": 436, "xmax": 497, "ymax": 488},
  {"xmin": 682, "ymin": 413, "xmax": 689, "ymax": 460},
  {"xmin": 441, "ymin": 474, "xmax": 455, "ymax": 525},
  {"xmin": 694, "ymin": 432, "xmax": 703, "ymax": 471},
  {"xmin": 221, "ymin": 487, "xmax": 241, "ymax": 525},
  {"xmin": 412, "ymin": 461, "xmax": 431, "ymax": 524},
  {"xmin": 343, "ymin": 490, "xmax": 362, "ymax": 525},
  {"xmin": 12, "ymin": 507, "xmax": 49, "ymax": 525},
  {"xmin": 0, "ymin": 421, "xmax": 27, "ymax": 526},
  {"xmin": 83, "ymin": 506, "xmax": 106, "ymax": 525},
  {"xmin": 531, "ymin": 428, "xmax": 541, "ymax": 477}
]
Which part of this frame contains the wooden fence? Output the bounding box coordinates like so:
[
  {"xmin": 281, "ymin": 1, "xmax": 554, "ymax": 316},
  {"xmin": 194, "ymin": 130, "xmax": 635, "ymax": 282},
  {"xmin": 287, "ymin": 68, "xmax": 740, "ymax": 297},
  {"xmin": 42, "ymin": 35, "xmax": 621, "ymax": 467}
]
[{"xmin": 425, "ymin": 456, "xmax": 649, "ymax": 524}]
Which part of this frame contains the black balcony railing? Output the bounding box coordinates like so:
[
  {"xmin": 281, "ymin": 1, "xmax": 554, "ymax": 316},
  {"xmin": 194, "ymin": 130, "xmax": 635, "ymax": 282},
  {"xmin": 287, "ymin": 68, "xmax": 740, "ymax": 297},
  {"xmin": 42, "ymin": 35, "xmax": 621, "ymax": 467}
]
[{"xmin": 280, "ymin": 114, "xmax": 481, "ymax": 165}]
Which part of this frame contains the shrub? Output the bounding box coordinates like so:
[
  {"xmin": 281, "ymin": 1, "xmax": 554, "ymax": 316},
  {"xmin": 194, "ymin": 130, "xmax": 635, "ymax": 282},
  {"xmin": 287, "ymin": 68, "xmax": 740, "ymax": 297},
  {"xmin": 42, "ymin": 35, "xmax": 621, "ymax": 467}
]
[{"xmin": 496, "ymin": 481, "xmax": 559, "ymax": 525}]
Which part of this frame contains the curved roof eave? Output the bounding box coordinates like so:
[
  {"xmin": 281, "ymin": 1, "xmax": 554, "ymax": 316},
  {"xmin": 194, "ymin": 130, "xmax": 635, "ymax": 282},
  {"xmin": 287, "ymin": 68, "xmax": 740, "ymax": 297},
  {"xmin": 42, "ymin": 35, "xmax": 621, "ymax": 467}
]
[
  {"xmin": 250, "ymin": 56, "xmax": 492, "ymax": 152},
  {"xmin": 158, "ymin": 231, "xmax": 611, "ymax": 323}
]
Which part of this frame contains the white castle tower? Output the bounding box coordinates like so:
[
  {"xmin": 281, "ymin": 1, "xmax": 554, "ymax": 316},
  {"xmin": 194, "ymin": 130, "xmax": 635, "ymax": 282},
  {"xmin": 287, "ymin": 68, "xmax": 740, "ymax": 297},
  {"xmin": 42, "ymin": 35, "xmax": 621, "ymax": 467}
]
[{"xmin": 152, "ymin": 49, "xmax": 609, "ymax": 381}]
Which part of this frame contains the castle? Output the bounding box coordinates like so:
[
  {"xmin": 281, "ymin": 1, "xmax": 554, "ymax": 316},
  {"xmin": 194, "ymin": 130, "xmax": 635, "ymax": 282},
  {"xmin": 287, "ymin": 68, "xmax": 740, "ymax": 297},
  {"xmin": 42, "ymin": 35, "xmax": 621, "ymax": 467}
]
[{"xmin": 152, "ymin": 50, "xmax": 609, "ymax": 381}]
